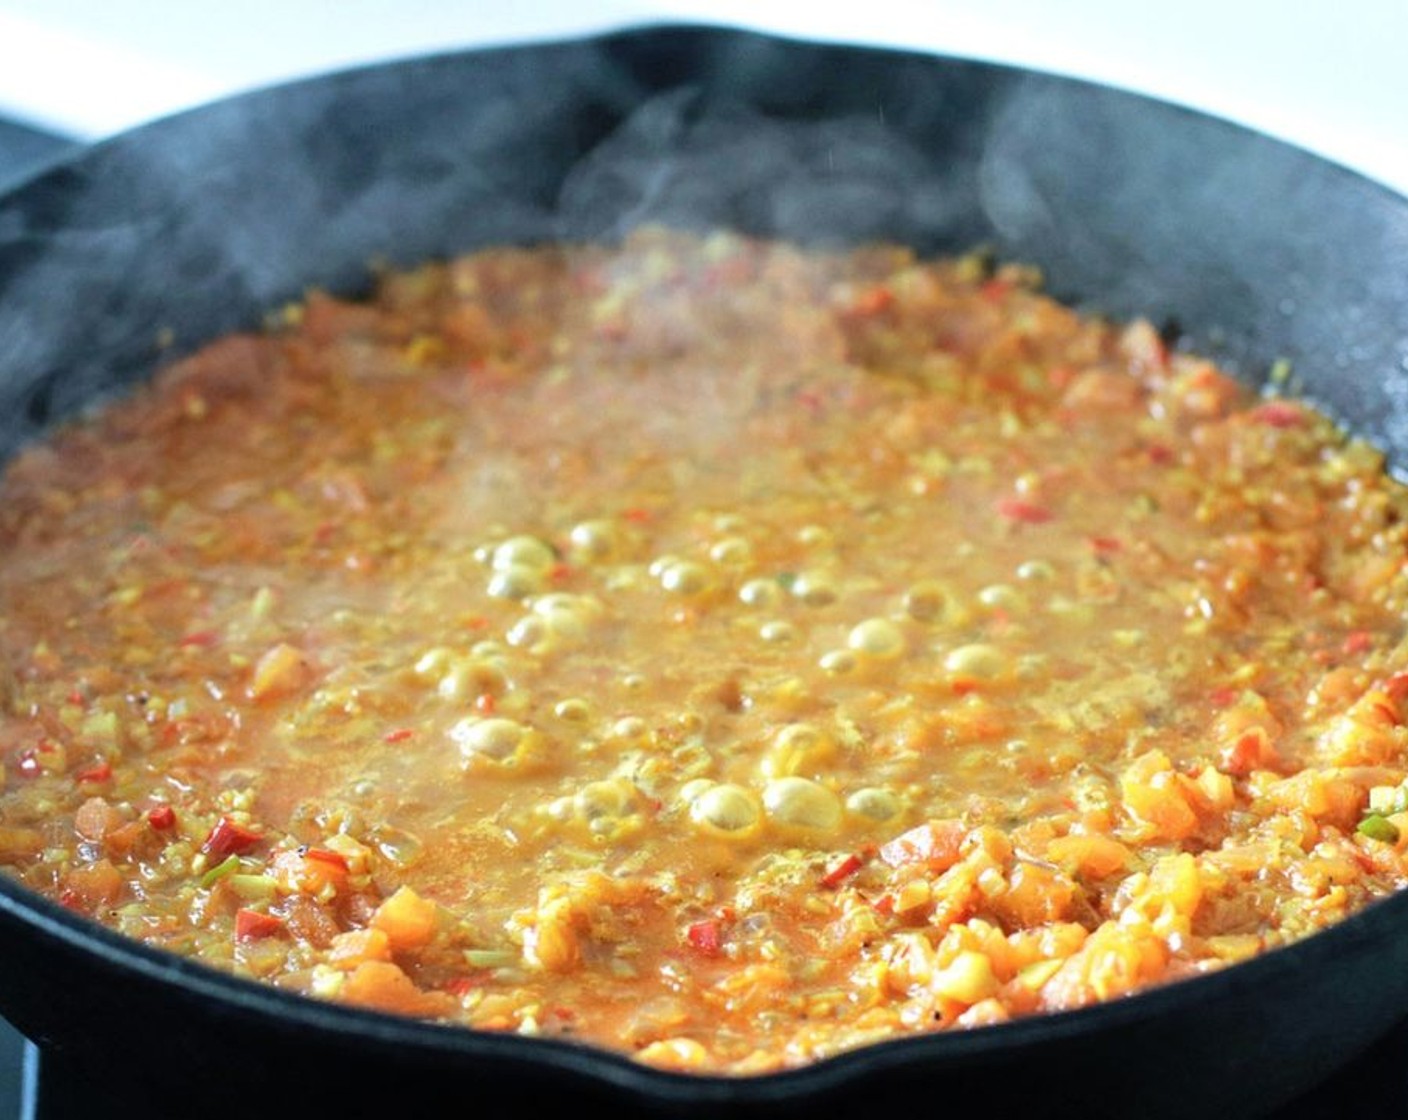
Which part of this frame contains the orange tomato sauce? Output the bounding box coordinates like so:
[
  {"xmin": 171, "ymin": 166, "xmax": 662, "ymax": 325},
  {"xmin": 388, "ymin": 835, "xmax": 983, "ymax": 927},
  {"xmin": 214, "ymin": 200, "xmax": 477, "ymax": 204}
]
[{"xmin": 2, "ymin": 227, "xmax": 1408, "ymax": 1073}]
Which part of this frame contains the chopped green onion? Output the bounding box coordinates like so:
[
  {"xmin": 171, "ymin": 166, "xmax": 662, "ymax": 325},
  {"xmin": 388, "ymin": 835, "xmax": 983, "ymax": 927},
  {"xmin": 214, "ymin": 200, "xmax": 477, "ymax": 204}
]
[
  {"xmin": 200, "ymin": 854, "xmax": 241, "ymax": 888},
  {"xmin": 226, "ymin": 873, "xmax": 278, "ymax": 901},
  {"xmin": 464, "ymin": 949, "xmax": 518, "ymax": 969},
  {"xmin": 1358, "ymin": 814, "xmax": 1399, "ymax": 844}
]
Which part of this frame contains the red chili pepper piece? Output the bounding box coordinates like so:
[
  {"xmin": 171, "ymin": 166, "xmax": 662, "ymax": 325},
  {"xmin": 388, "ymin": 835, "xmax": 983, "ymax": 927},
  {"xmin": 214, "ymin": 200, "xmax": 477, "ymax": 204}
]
[
  {"xmin": 1208, "ymin": 687, "xmax": 1238, "ymax": 708},
  {"xmin": 851, "ymin": 285, "xmax": 895, "ymax": 316},
  {"xmin": 1371, "ymin": 697, "xmax": 1402, "ymax": 727},
  {"xmin": 443, "ymin": 977, "xmax": 480, "ymax": 997},
  {"xmin": 234, "ymin": 909, "xmax": 284, "ymax": 942},
  {"xmin": 1249, "ymin": 401, "xmax": 1305, "ymax": 428},
  {"xmin": 820, "ymin": 852, "xmax": 864, "ymax": 889},
  {"xmin": 304, "ymin": 847, "xmax": 350, "ymax": 872},
  {"xmin": 1343, "ymin": 631, "xmax": 1374, "ymax": 656},
  {"xmin": 179, "ymin": 629, "xmax": 219, "ymax": 649},
  {"xmin": 994, "ymin": 497, "xmax": 1052, "ymax": 524},
  {"xmin": 623, "ymin": 507, "xmax": 653, "ymax": 524},
  {"xmin": 685, "ymin": 919, "xmax": 724, "ymax": 958},
  {"xmin": 979, "ymin": 278, "xmax": 1013, "ymax": 303},
  {"xmin": 475, "ymin": 693, "xmax": 497, "ymax": 715},
  {"xmin": 147, "ymin": 805, "xmax": 177, "ymax": 830},
  {"xmin": 74, "ymin": 760, "xmax": 112, "ymax": 784},
  {"xmin": 383, "ymin": 727, "xmax": 414, "ymax": 744},
  {"xmin": 202, "ymin": 816, "xmax": 262, "ymax": 858},
  {"xmin": 1088, "ymin": 536, "xmax": 1122, "ymax": 555}
]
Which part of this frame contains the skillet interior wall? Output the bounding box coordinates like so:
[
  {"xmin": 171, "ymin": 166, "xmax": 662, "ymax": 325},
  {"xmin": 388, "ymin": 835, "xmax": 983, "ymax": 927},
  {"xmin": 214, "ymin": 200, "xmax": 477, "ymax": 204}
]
[{"xmin": 1, "ymin": 25, "xmax": 1408, "ymax": 465}]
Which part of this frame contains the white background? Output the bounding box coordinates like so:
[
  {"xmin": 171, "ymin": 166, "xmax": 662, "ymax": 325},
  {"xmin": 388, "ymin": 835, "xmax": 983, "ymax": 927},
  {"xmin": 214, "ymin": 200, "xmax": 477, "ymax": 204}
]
[{"xmin": 0, "ymin": 1, "xmax": 1404, "ymax": 195}]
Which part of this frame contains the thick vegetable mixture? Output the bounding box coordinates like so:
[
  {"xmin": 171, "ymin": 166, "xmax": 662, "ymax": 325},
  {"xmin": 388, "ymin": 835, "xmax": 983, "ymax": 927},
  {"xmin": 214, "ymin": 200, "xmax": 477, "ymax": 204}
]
[{"xmin": 2, "ymin": 228, "xmax": 1408, "ymax": 1073}]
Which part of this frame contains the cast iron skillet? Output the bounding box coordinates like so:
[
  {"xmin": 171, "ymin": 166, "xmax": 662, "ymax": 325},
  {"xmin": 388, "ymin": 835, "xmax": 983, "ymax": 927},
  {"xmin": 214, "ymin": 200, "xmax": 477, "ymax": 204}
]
[{"xmin": 2, "ymin": 23, "xmax": 1408, "ymax": 1119}]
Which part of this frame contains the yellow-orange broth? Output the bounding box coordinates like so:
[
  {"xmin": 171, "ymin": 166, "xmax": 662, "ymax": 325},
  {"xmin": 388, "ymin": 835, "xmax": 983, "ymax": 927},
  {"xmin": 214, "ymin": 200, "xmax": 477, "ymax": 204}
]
[{"xmin": 2, "ymin": 228, "xmax": 1408, "ymax": 1073}]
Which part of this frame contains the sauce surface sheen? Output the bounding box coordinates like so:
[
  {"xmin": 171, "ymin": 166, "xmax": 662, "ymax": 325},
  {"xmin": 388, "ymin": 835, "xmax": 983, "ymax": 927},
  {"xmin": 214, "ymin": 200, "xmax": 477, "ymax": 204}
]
[{"xmin": 3, "ymin": 228, "xmax": 1408, "ymax": 1073}]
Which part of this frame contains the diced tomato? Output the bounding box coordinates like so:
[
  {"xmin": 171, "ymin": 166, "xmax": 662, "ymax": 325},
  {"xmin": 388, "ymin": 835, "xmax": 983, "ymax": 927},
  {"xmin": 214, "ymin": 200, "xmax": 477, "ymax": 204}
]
[
  {"xmin": 272, "ymin": 847, "xmax": 350, "ymax": 897},
  {"xmin": 234, "ymin": 909, "xmax": 284, "ymax": 942},
  {"xmin": 1221, "ymin": 734, "xmax": 1258, "ymax": 776},
  {"xmin": 820, "ymin": 852, "xmax": 864, "ymax": 889},
  {"xmin": 370, "ymin": 886, "xmax": 439, "ymax": 950},
  {"xmin": 1370, "ymin": 695, "xmax": 1402, "ymax": 727},
  {"xmin": 202, "ymin": 816, "xmax": 262, "ymax": 858},
  {"xmin": 305, "ymin": 847, "xmax": 350, "ymax": 872},
  {"xmin": 474, "ymin": 693, "xmax": 497, "ymax": 715},
  {"xmin": 685, "ymin": 919, "xmax": 724, "ymax": 958},
  {"xmin": 64, "ymin": 860, "xmax": 122, "ymax": 908},
  {"xmin": 74, "ymin": 797, "xmax": 123, "ymax": 842},
  {"xmin": 1384, "ymin": 673, "xmax": 1408, "ymax": 704},
  {"xmin": 341, "ymin": 960, "xmax": 451, "ymax": 1017},
  {"xmin": 146, "ymin": 805, "xmax": 177, "ymax": 830},
  {"xmin": 879, "ymin": 820, "xmax": 966, "ymax": 870},
  {"xmin": 179, "ymin": 629, "xmax": 219, "ymax": 649},
  {"xmin": 623, "ymin": 507, "xmax": 653, "ymax": 524},
  {"xmin": 1088, "ymin": 536, "xmax": 1122, "ymax": 556},
  {"xmin": 994, "ymin": 497, "xmax": 1052, "ymax": 524}
]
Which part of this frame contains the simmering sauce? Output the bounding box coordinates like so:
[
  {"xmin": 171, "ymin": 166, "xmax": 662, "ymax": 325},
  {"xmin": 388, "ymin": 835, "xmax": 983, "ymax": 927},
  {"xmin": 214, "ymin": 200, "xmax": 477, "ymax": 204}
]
[{"xmin": 2, "ymin": 228, "xmax": 1408, "ymax": 1073}]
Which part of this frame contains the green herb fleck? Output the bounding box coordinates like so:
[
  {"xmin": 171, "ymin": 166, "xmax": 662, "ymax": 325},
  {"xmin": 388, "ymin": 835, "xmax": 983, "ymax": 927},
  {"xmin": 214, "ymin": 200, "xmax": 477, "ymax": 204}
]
[{"xmin": 1358, "ymin": 814, "xmax": 1399, "ymax": 844}]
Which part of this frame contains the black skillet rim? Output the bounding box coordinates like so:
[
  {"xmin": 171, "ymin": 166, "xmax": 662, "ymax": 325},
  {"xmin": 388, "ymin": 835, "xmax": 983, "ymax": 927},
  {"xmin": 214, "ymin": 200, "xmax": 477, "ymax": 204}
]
[{"xmin": 0, "ymin": 19, "xmax": 1406, "ymax": 1108}]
